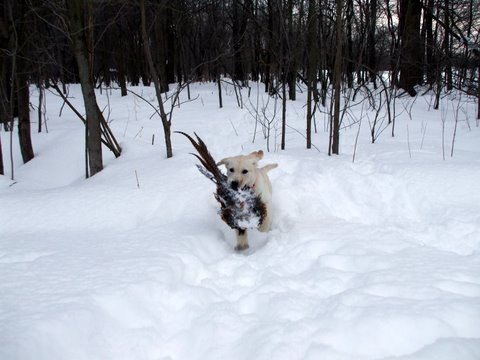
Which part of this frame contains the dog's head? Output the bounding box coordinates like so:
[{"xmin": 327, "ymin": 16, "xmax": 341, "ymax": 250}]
[{"xmin": 217, "ymin": 150, "xmax": 263, "ymax": 190}]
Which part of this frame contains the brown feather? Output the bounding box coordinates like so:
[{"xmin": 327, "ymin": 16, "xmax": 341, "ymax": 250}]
[{"xmin": 176, "ymin": 131, "xmax": 224, "ymax": 183}]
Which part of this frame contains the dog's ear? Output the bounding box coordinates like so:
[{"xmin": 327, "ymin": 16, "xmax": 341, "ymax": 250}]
[
  {"xmin": 248, "ymin": 150, "xmax": 264, "ymax": 160},
  {"xmin": 217, "ymin": 158, "xmax": 230, "ymax": 167}
]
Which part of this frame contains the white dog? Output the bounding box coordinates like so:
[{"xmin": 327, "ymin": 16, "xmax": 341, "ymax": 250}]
[{"xmin": 218, "ymin": 150, "xmax": 278, "ymax": 251}]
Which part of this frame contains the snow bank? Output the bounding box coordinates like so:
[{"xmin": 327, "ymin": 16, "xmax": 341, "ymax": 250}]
[{"xmin": 1, "ymin": 83, "xmax": 480, "ymax": 359}]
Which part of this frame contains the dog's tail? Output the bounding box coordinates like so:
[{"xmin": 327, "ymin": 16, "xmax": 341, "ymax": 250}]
[{"xmin": 260, "ymin": 163, "xmax": 278, "ymax": 173}]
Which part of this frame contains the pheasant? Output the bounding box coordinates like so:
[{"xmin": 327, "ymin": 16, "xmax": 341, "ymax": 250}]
[{"xmin": 177, "ymin": 132, "xmax": 266, "ymax": 231}]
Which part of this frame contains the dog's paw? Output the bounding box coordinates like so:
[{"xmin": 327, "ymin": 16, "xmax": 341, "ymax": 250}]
[
  {"xmin": 234, "ymin": 243, "xmax": 250, "ymax": 251},
  {"xmin": 258, "ymin": 223, "xmax": 270, "ymax": 233}
]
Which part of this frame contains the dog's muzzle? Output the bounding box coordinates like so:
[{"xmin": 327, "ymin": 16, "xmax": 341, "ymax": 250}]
[{"xmin": 230, "ymin": 181, "xmax": 239, "ymax": 191}]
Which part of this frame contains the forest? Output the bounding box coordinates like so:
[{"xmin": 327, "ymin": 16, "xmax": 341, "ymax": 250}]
[
  {"xmin": 2, "ymin": 2, "xmax": 480, "ymax": 358},
  {"xmin": 0, "ymin": 0, "xmax": 479, "ymax": 177}
]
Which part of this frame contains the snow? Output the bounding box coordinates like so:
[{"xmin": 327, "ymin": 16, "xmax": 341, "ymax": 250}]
[{"xmin": 1, "ymin": 82, "xmax": 480, "ymax": 360}]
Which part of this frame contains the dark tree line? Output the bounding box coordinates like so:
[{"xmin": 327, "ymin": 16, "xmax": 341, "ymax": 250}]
[{"xmin": 0, "ymin": 0, "xmax": 479, "ymax": 176}]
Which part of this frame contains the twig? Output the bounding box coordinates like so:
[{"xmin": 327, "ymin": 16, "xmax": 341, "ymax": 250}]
[
  {"xmin": 286, "ymin": 124, "xmax": 321, "ymax": 153},
  {"xmin": 135, "ymin": 170, "xmax": 140, "ymax": 189}
]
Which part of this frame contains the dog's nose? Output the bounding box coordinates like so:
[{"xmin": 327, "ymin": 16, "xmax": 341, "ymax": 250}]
[{"xmin": 231, "ymin": 181, "xmax": 239, "ymax": 190}]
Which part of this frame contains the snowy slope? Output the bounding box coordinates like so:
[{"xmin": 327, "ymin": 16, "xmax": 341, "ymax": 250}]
[{"xmin": 1, "ymin": 83, "xmax": 480, "ymax": 360}]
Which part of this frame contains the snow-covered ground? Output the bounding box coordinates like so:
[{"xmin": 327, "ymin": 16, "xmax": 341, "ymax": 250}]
[{"xmin": 1, "ymin": 82, "xmax": 480, "ymax": 360}]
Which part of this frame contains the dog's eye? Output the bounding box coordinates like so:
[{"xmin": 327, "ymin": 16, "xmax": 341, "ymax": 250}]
[
  {"xmin": 229, "ymin": 168, "xmax": 234, "ymax": 173},
  {"xmin": 242, "ymin": 169, "xmax": 248, "ymax": 174}
]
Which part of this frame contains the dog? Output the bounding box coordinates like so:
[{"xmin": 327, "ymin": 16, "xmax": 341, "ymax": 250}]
[{"xmin": 218, "ymin": 150, "xmax": 278, "ymax": 251}]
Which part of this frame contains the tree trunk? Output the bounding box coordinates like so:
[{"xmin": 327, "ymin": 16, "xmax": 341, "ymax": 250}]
[
  {"xmin": 444, "ymin": 0, "xmax": 453, "ymax": 91},
  {"xmin": 424, "ymin": 0, "xmax": 435, "ymax": 85},
  {"xmin": 264, "ymin": 0, "xmax": 274, "ymax": 93},
  {"xmin": 345, "ymin": 0, "xmax": 354, "ymax": 88},
  {"xmin": 154, "ymin": 0, "xmax": 170, "ymax": 92},
  {"xmin": 140, "ymin": 0, "xmax": 172, "ymax": 158},
  {"xmin": 67, "ymin": 0, "xmax": 103, "ymax": 177},
  {"xmin": 166, "ymin": 5, "xmax": 176, "ymax": 85},
  {"xmin": 38, "ymin": 79, "xmax": 44, "ymax": 133},
  {"xmin": 367, "ymin": 0, "xmax": 377, "ymax": 85},
  {"xmin": 0, "ymin": 76, "xmax": 3, "ymax": 172},
  {"xmin": 281, "ymin": 75, "xmax": 286, "ymax": 150},
  {"xmin": 117, "ymin": 53, "xmax": 128, "ymax": 97},
  {"xmin": 14, "ymin": 0, "xmax": 34, "ymax": 163},
  {"xmin": 331, "ymin": 0, "xmax": 343, "ymax": 155},
  {"xmin": 113, "ymin": 22, "xmax": 128, "ymax": 97},
  {"xmin": 0, "ymin": 132, "xmax": 3, "ymax": 175},
  {"xmin": 16, "ymin": 71, "xmax": 34, "ymax": 163},
  {"xmin": 398, "ymin": 0, "xmax": 423, "ymax": 95},
  {"xmin": 306, "ymin": 0, "xmax": 317, "ymax": 149},
  {"xmin": 217, "ymin": 76, "xmax": 223, "ymax": 108},
  {"xmin": 0, "ymin": 43, "xmax": 10, "ymax": 133},
  {"xmin": 232, "ymin": 0, "xmax": 245, "ymax": 84},
  {"xmin": 286, "ymin": 0, "xmax": 296, "ymax": 100},
  {"xmin": 478, "ymin": 56, "xmax": 480, "ymax": 119}
]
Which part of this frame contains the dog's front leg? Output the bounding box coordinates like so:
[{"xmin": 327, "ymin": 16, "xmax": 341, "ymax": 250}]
[
  {"xmin": 258, "ymin": 203, "xmax": 272, "ymax": 232},
  {"xmin": 235, "ymin": 229, "xmax": 249, "ymax": 251}
]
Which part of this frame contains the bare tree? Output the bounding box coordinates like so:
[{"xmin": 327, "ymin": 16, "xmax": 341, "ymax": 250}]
[
  {"xmin": 398, "ymin": 0, "xmax": 423, "ymax": 95},
  {"xmin": 66, "ymin": 0, "xmax": 106, "ymax": 176},
  {"xmin": 0, "ymin": 0, "xmax": 36, "ymax": 180},
  {"xmin": 424, "ymin": 0, "xmax": 435, "ymax": 85},
  {"xmin": 15, "ymin": 1, "xmax": 34, "ymax": 164},
  {"xmin": 0, "ymin": 1, "xmax": 9, "ymax": 175},
  {"xmin": 153, "ymin": 0, "xmax": 170, "ymax": 93},
  {"xmin": 443, "ymin": 0, "xmax": 453, "ymax": 91},
  {"xmin": 0, "ymin": 0, "xmax": 477, "ymax": 165},
  {"xmin": 366, "ymin": 0, "xmax": 377, "ymax": 86},
  {"xmin": 306, "ymin": 0, "xmax": 317, "ymax": 149},
  {"xmin": 140, "ymin": 0, "xmax": 172, "ymax": 158},
  {"xmin": 329, "ymin": 0, "xmax": 344, "ymax": 155},
  {"xmin": 0, "ymin": 133, "xmax": 3, "ymax": 175}
]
